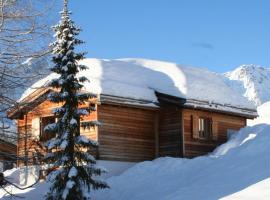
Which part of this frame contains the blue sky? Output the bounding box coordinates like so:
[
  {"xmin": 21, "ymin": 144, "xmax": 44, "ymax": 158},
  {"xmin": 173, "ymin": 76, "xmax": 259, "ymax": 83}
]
[{"xmin": 66, "ymin": 0, "xmax": 270, "ymax": 72}]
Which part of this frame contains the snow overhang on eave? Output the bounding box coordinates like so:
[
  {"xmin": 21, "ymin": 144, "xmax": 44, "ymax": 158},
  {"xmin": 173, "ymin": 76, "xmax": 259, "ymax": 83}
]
[{"xmin": 184, "ymin": 99, "xmax": 258, "ymax": 119}]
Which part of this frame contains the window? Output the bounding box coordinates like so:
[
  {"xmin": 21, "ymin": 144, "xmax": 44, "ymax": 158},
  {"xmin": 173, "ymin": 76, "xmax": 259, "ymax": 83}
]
[
  {"xmin": 198, "ymin": 117, "xmax": 212, "ymax": 139},
  {"xmin": 40, "ymin": 116, "xmax": 56, "ymax": 142}
]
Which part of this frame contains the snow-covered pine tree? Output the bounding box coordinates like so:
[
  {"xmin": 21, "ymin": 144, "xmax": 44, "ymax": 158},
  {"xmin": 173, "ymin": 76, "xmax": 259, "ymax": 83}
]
[{"xmin": 44, "ymin": 0, "xmax": 108, "ymax": 199}]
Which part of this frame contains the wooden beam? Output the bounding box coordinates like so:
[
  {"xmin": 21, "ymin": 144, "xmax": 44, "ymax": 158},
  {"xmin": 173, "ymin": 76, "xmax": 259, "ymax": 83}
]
[
  {"xmin": 154, "ymin": 111, "xmax": 159, "ymax": 158},
  {"xmin": 181, "ymin": 109, "xmax": 185, "ymax": 157},
  {"xmin": 96, "ymin": 104, "xmax": 100, "ymax": 160}
]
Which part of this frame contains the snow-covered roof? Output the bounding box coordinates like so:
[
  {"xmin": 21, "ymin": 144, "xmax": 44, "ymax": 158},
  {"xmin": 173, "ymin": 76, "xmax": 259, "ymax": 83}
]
[{"xmin": 20, "ymin": 58, "xmax": 256, "ymax": 116}]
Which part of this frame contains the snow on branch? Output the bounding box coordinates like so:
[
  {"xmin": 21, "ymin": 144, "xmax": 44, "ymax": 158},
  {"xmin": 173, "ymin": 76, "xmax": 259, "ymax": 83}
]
[{"xmin": 75, "ymin": 135, "xmax": 98, "ymax": 147}]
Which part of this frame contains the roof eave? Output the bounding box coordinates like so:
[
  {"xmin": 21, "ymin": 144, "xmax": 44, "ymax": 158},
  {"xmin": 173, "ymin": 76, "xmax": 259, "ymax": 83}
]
[
  {"xmin": 8, "ymin": 88, "xmax": 51, "ymax": 119},
  {"xmin": 184, "ymin": 99, "xmax": 258, "ymax": 119}
]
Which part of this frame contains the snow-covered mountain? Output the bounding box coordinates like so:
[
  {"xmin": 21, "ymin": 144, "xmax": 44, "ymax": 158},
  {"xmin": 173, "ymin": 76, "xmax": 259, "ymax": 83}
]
[{"xmin": 224, "ymin": 64, "xmax": 270, "ymax": 106}]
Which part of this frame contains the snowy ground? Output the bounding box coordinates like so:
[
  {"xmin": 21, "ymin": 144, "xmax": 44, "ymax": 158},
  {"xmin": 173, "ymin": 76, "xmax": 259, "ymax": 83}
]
[
  {"xmin": 0, "ymin": 161, "xmax": 135, "ymax": 199},
  {"xmin": 92, "ymin": 124, "xmax": 270, "ymax": 200},
  {"xmin": 2, "ymin": 125, "xmax": 270, "ymax": 199}
]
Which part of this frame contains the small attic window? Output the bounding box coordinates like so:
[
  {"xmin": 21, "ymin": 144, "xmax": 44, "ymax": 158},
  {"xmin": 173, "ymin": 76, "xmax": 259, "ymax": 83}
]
[{"xmin": 198, "ymin": 117, "xmax": 212, "ymax": 139}]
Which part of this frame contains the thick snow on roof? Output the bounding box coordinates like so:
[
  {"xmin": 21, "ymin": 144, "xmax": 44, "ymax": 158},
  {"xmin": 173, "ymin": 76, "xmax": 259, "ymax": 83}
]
[{"xmin": 20, "ymin": 58, "xmax": 255, "ymax": 110}]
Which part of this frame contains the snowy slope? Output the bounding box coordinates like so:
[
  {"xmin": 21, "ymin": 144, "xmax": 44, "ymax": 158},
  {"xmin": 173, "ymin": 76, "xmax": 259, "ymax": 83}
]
[
  {"xmin": 92, "ymin": 125, "xmax": 270, "ymax": 200},
  {"xmin": 20, "ymin": 58, "xmax": 255, "ymax": 111},
  {"xmin": 224, "ymin": 64, "xmax": 270, "ymax": 106}
]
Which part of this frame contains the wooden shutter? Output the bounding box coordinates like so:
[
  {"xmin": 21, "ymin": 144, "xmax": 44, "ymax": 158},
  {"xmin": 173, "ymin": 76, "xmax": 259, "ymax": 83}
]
[
  {"xmin": 192, "ymin": 115, "xmax": 199, "ymax": 139},
  {"xmin": 212, "ymin": 119, "xmax": 218, "ymax": 141},
  {"xmin": 32, "ymin": 117, "xmax": 40, "ymax": 138}
]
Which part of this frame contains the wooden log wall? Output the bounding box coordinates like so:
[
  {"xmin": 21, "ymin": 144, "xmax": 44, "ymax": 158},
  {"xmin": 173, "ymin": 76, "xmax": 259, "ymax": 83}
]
[
  {"xmin": 158, "ymin": 107, "xmax": 183, "ymax": 157},
  {"xmin": 97, "ymin": 104, "xmax": 156, "ymax": 162},
  {"xmin": 183, "ymin": 108, "xmax": 246, "ymax": 158}
]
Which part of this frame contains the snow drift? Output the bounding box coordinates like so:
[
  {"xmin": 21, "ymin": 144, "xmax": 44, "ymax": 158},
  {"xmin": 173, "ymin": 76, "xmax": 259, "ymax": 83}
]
[{"xmin": 92, "ymin": 124, "xmax": 270, "ymax": 200}]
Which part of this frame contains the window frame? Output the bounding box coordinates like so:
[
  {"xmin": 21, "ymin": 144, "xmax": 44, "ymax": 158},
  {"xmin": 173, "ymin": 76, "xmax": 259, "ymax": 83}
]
[
  {"xmin": 198, "ymin": 117, "xmax": 212, "ymax": 140},
  {"xmin": 39, "ymin": 115, "xmax": 57, "ymax": 142}
]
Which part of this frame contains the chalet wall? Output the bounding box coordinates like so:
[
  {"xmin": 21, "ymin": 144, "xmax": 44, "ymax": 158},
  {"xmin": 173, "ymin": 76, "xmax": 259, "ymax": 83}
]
[
  {"xmin": 16, "ymin": 97, "xmax": 249, "ymax": 166},
  {"xmin": 183, "ymin": 108, "xmax": 246, "ymax": 158},
  {"xmin": 159, "ymin": 107, "xmax": 183, "ymax": 157},
  {"xmin": 17, "ymin": 114, "xmax": 41, "ymax": 167},
  {"xmin": 97, "ymin": 104, "xmax": 156, "ymax": 162}
]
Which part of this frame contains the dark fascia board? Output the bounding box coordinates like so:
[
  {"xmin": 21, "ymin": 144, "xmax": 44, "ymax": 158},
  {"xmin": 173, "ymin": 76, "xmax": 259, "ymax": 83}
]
[
  {"xmin": 155, "ymin": 91, "xmax": 186, "ymax": 107},
  {"xmin": 155, "ymin": 91, "xmax": 257, "ymax": 119},
  {"xmin": 183, "ymin": 104, "xmax": 257, "ymax": 119},
  {"xmin": 184, "ymin": 99, "xmax": 258, "ymax": 119},
  {"xmin": 100, "ymin": 94, "xmax": 159, "ymax": 110}
]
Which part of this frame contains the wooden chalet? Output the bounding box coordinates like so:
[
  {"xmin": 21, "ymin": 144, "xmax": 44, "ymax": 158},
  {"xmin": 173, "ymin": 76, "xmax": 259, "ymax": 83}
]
[{"xmin": 8, "ymin": 58, "xmax": 257, "ymax": 166}]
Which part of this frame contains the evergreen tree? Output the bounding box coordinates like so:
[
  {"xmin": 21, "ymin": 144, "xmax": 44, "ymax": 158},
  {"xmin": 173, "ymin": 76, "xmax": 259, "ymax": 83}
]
[{"xmin": 44, "ymin": 0, "xmax": 108, "ymax": 199}]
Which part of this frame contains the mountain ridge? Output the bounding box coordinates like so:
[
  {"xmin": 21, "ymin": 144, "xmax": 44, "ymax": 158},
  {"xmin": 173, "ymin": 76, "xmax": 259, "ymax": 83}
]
[{"xmin": 224, "ymin": 64, "xmax": 270, "ymax": 106}]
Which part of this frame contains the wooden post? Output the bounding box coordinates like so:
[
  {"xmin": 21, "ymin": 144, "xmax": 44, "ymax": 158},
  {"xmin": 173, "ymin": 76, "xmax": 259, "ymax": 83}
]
[
  {"xmin": 154, "ymin": 112, "xmax": 159, "ymax": 158},
  {"xmin": 96, "ymin": 104, "xmax": 100, "ymax": 160},
  {"xmin": 24, "ymin": 114, "xmax": 28, "ymax": 167},
  {"xmin": 181, "ymin": 109, "xmax": 185, "ymax": 157},
  {"xmin": 24, "ymin": 114, "xmax": 28, "ymax": 185}
]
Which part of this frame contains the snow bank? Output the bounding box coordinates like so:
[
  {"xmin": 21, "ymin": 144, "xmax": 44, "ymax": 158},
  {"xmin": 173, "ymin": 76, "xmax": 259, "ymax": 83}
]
[
  {"xmin": 92, "ymin": 124, "xmax": 270, "ymax": 200},
  {"xmin": 1, "ymin": 124, "xmax": 270, "ymax": 199},
  {"xmin": 96, "ymin": 160, "xmax": 135, "ymax": 179},
  {"xmin": 20, "ymin": 58, "xmax": 255, "ymax": 111},
  {"xmin": 0, "ymin": 161, "xmax": 135, "ymax": 199}
]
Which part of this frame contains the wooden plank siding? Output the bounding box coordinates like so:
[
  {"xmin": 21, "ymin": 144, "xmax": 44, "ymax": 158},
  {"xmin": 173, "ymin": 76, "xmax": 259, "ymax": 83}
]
[
  {"xmin": 182, "ymin": 108, "xmax": 246, "ymax": 158},
  {"xmin": 97, "ymin": 104, "xmax": 157, "ymax": 162},
  {"xmin": 15, "ymin": 96, "xmax": 249, "ymax": 166},
  {"xmin": 158, "ymin": 107, "xmax": 183, "ymax": 157}
]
